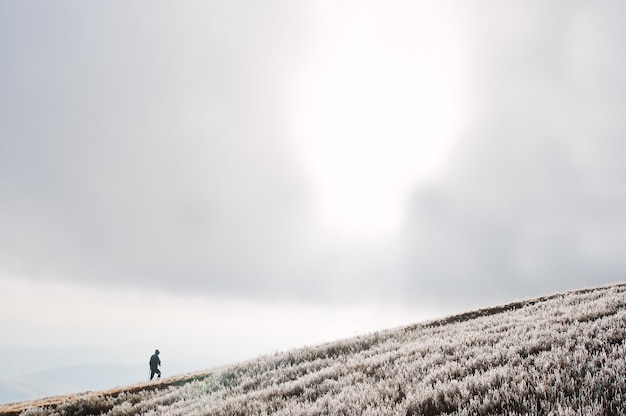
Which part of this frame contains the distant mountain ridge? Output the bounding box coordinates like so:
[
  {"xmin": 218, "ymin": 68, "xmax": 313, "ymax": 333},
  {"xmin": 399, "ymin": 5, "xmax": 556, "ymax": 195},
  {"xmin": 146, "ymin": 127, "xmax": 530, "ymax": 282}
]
[
  {"xmin": 2, "ymin": 283, "xmax": 625, "ymax": 416},
  {"xmin": 0, "ymin": 363, "xmax": 146, "ymax": 404}
]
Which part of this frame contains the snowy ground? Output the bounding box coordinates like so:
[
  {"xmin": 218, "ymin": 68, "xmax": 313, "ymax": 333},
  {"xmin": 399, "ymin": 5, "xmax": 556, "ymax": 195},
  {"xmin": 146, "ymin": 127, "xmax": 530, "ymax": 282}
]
[{"xmin": 3, "ymin": 283, "xmax": 625, "ymax": 416}]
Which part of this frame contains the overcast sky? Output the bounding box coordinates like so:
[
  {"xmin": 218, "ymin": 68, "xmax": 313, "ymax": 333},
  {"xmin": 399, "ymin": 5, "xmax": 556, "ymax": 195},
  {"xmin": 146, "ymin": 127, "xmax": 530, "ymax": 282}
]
[{"xmin": 1, "ymin": 0, "xmax": 626, "ymax": 379}]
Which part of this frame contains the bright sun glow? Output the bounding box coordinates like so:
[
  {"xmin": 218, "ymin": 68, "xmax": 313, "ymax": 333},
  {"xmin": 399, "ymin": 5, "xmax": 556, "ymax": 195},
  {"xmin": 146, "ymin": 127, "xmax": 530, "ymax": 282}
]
[{"xmin": 294, "ymin": 12, "xmax": 466, "ymax": 238}]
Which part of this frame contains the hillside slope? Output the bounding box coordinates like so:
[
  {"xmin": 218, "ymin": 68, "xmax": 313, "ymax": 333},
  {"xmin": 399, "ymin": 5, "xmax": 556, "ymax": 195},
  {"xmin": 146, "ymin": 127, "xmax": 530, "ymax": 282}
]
[{"xmin": 2, "ymin": 283, "xmax": 625, "ymax": 416}]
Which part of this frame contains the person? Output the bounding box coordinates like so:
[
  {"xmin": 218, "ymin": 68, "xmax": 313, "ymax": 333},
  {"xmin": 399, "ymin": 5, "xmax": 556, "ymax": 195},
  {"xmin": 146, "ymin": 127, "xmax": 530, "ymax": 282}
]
[{"xmin": 149, "ymin": 349, "xmax": 161, "ymax": 380}]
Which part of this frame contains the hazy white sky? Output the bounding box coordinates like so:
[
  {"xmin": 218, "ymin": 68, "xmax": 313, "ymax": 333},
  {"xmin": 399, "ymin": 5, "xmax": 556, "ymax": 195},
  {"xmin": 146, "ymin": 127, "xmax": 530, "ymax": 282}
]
[{"xmin": 1, "ymin": 0, "xmax": 626, "ymax": 376}]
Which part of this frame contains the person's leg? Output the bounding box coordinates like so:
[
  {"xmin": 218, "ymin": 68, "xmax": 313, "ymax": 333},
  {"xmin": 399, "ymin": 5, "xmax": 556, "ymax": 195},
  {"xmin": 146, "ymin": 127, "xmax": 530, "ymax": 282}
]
[
  {"xmin": 156, "ymin": 368, "xmax": 161, "ymax": 378},
  {"xmin": 150, "ymin": 368, "xmax": 155, "ymax": 380}
]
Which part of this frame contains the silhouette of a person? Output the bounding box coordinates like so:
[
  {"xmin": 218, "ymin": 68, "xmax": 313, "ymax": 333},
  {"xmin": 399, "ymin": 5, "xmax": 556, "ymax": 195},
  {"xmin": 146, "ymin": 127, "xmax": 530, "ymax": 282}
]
[{"xmin": 149, "ymin": 349, "xmax": 161, "ymax": 380}]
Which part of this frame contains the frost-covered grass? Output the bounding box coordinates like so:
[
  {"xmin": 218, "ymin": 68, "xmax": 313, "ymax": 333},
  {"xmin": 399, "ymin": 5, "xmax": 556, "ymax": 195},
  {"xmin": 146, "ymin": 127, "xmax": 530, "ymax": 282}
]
[{"xmin": 7, "ymin": 283, "xmax": 626, "ymax": 416}]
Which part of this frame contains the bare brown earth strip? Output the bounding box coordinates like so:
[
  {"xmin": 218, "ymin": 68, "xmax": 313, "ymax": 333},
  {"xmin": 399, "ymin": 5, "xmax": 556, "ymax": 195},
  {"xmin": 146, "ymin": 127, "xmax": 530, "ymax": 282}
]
[{"xmin": 0, "ymin": 370, "xmax": 215, "ymax": 416}]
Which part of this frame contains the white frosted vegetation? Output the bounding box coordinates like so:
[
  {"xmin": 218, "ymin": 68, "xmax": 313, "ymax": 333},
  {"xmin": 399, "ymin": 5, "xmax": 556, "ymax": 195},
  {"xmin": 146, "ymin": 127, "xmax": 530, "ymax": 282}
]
[{"xmin": 19, "ymin": 284, "xmax": 626, "ymax": 415}]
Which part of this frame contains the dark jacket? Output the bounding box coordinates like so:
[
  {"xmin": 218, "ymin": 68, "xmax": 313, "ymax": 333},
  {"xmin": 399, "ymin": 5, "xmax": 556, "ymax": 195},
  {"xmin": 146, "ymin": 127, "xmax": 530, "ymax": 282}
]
[{"xmin": 150, "ymin": 354, "xmax": 161, "ymax": 369}]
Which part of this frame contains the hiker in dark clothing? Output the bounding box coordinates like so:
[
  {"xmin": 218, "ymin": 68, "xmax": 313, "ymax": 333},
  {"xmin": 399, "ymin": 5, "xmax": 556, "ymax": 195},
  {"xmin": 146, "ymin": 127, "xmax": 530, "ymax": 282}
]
[{"xmin": 150, "ymin": 349, "xmax": 161, "ymax": 380}]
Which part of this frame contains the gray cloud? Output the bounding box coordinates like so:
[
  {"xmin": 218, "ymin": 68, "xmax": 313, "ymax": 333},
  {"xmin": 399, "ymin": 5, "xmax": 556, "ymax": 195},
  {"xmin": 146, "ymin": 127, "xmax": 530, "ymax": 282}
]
[
  {"xmin": 0, "ymin": 1, "xmax": 326, "ymax": 299},
  {"xmin": 402, "ymin": 1, "xmax": 626, "ymax": 309},
  {"xmin": 1, "ymin": 1, "xmax": 625, "ymax": 310}
]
